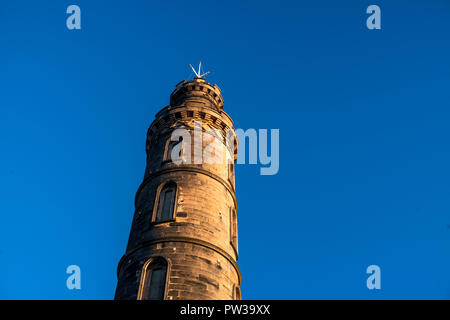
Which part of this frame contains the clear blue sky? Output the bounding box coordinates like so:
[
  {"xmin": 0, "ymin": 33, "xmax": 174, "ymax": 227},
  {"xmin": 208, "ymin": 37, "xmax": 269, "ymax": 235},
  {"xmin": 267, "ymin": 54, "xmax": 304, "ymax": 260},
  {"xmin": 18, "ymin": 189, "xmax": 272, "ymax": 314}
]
[{"xmin": 1, "ymin": 0, "xmax": 449, "ymax": 299}]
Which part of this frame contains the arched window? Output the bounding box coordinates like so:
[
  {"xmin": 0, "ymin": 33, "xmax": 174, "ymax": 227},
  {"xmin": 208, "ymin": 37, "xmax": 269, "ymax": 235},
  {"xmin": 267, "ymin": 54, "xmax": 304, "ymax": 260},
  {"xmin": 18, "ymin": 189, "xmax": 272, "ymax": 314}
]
[
  {"xmin": 230, "ymin": 207, "xmax": 238, "ymax": 254},
  {"xmin": 154, "ymin": 182, "xmax": 177, "ymax": 222},
  {"xmin": 140, "ymin": 258, "xmax": 167, "ymax": 300},
  {"xmin": 233, "ymin": 284, "xmax": 241, "ymax": 300},
  {"xmin": 228, "ymin": 163, "xmax": 234, "ymax": 185}
]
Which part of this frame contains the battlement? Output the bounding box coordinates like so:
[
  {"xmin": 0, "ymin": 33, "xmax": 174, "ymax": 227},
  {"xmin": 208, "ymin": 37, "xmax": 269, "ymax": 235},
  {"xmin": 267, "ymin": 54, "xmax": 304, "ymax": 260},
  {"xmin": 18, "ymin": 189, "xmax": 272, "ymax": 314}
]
[{"xmin": 170, "ymin": 78, "xmax": 224, "ymax": 111}]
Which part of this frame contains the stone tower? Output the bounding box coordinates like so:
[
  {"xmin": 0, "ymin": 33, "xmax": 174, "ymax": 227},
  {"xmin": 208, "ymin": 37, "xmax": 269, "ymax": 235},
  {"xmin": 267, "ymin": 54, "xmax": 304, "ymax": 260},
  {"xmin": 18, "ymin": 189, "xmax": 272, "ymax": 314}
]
[{"xmin": 115, "ymin": 77, "xmax": 241, "ymax": 300}]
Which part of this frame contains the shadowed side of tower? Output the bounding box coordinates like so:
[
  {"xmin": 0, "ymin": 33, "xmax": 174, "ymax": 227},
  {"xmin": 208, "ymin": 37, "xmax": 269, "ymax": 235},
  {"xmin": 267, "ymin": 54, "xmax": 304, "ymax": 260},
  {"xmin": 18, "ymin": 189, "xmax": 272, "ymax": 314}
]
[{"xmin": 115, "ymin": 77, "xmax": 241, "ymax": 300}]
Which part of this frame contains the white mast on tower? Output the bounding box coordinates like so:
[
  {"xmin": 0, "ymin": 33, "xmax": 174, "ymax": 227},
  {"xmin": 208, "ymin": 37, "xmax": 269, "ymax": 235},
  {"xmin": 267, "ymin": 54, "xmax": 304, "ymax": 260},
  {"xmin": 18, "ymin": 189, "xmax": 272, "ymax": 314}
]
[{"xmin": 189, "ymin": 61, "xmax": 212, "ymax": 78}]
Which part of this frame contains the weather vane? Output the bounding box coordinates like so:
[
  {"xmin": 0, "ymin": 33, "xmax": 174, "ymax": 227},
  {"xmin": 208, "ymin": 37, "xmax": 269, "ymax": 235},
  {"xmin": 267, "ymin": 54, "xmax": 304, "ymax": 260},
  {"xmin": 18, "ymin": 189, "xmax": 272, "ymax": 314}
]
[{"xmin": 189, "ymin": 61, "xmax": 212, "ymax": 78}]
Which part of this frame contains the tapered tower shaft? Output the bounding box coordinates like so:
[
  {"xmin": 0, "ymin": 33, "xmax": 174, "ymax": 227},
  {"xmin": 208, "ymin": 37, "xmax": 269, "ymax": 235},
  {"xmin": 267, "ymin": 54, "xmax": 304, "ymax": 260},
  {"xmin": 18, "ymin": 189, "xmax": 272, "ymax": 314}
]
[{"xmin": 115, "ymin": 77, "xmax": 241, "ymax": 300}]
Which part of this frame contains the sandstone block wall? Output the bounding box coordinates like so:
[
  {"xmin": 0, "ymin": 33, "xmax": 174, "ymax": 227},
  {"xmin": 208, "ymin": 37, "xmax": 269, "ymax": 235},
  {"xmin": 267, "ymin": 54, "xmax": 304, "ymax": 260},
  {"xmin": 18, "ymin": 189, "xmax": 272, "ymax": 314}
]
[{"xmin": 115, "ymin": 78, "xmax": 241, "ymax": 300}]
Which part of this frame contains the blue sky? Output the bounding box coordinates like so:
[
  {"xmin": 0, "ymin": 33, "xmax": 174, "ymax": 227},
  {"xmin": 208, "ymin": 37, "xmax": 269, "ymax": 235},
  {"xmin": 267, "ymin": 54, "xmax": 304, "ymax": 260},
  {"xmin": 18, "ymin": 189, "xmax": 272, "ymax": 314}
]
[{"xmin": 0, "ymin": 0, "xmax": 449, "ymax": 299}]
